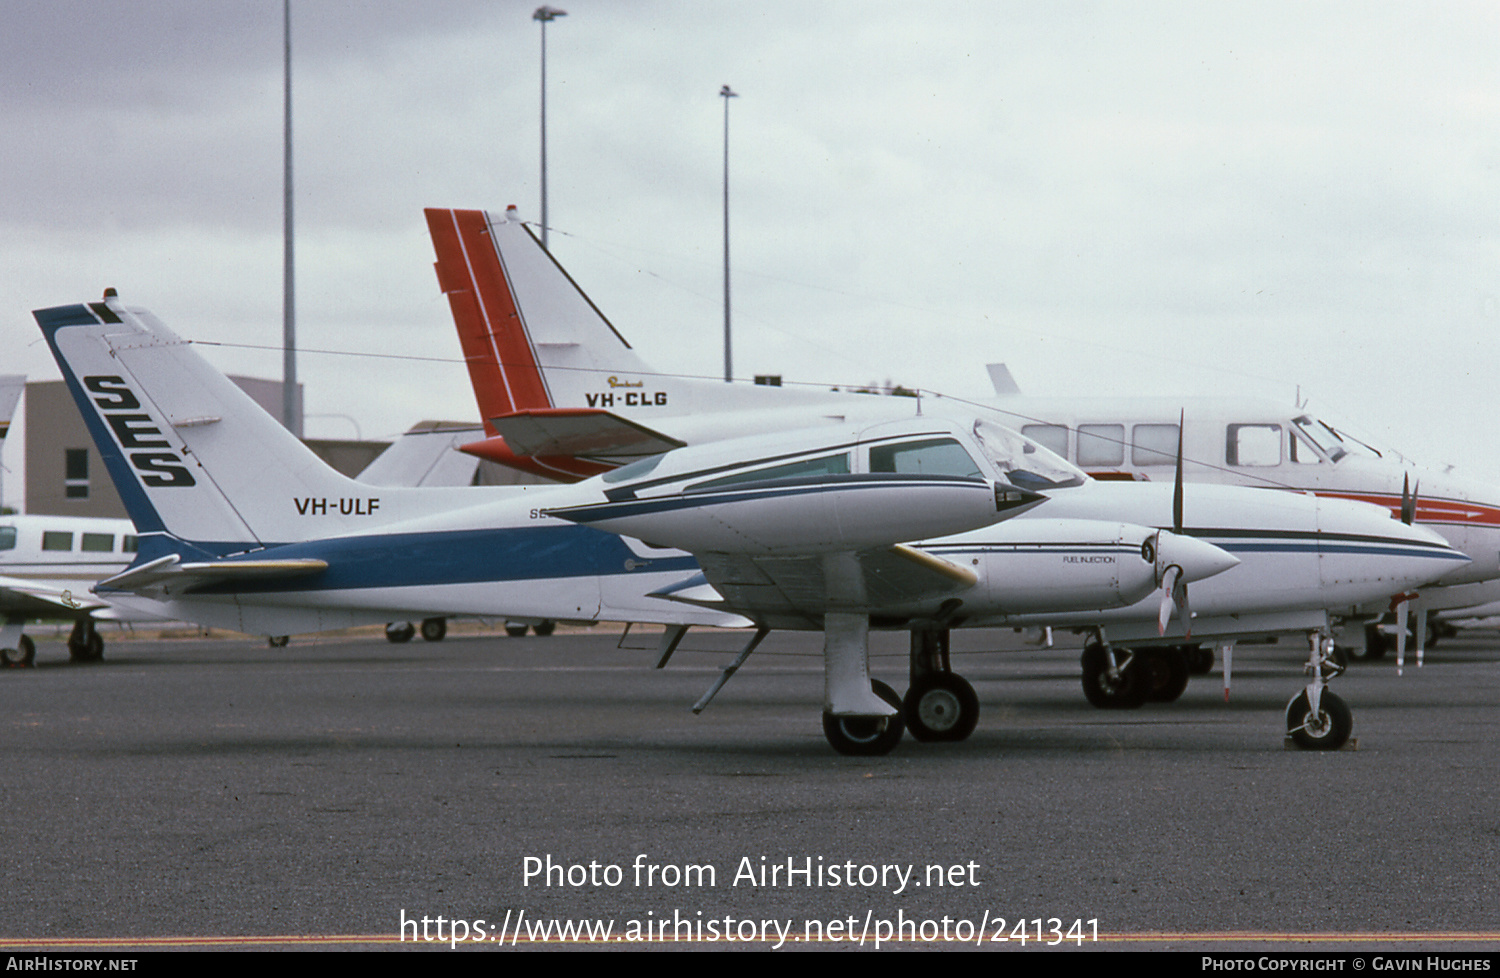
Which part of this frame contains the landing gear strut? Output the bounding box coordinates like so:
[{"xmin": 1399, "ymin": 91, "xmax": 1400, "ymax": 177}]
[
  {"xmin": 1286, "ymin": 630, "xmax": 1353, "ymax": 750},
  {"xmin": 903, "ymin": 629, "xmax": 979, "ymax": 742}
]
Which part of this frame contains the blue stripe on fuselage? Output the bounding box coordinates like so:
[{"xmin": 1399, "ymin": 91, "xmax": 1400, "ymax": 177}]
[{"xmin": 125, "ymin": 523, "xmax": 698, "ymax": 595}]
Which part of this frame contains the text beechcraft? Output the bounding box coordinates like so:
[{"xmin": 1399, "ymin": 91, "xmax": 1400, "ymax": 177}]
[{"xmin": 35, "ymin": 296, "xmax": 1463, "ymax": 753}]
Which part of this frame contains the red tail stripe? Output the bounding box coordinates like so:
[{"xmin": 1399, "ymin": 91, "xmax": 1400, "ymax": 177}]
[{"xmin": 425, "ymin": 208, "xmax": 552, "ymax": 431}]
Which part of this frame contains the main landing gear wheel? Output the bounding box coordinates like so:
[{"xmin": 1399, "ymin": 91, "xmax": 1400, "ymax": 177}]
[
  {"xmin": 823, "ymin": 679, "xmax": 905, "ymax": 756},
  {"xmin": 532, "ymin": 620, "xmax": 556, "ymax": 637},
  {"xmin": 903, "ymin": 674, "xmax": 980, "ymax": 742},
  {"xmin": 504, "ymin": 622, "xmax": 529, "ymax": 638},
  {"xmin": 1, "ymin": 635, "xmax": 35, "ymax": 667},
  {"xmin": 1186, "ymin": 646, "xmax": 1214, "ymax": 675},
  {"xmin": 1080, "ymin": 643, "xmax": 1149, "ymax": 709},
  {"xmin": 67, "ymin": 623, "xmax": 103, "ymax": 663},
  {"xmin": 385, "ymin": 622, "xmax": 416, "ymax": 643},
  {"xmin": 1285, "ymin": 690, "xmax": 1353, "ymax": 750},
  {"xmin": 420, "ymin": 618, "xmax": 447, "ymax": 642},
  {"xmin": 267, "ymin": 635, "xmax": 290, "ymax": 648},
  {"xmin": 1142, "ymin": 648, "xmax": 1190, "ymax": 703}
]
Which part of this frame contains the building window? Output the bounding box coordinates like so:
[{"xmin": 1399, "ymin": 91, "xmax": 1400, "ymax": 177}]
[{"xmin": 64, "ymin": 448, "xmax": 89, "ymax": 499}]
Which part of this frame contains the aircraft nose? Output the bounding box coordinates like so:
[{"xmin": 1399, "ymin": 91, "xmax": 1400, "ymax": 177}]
[{"xmin": 1155, "ymin": 531, "xmax": 1241, "ymax": 584}]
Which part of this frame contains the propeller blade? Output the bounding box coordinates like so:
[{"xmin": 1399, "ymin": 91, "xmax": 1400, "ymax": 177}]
[
  {"xmin": 1394, "ymin": 597, "xmax": 1408, "ymax": 677},
  {"xmin": 1158, "ymin": 564, "xmax": 1182, "ymax": 636},
  {"xmin": 1401, "ymin": 473, "xmax": 1414, "ymax": 525},
  {"xmin": 1173, "ymin": 409, "xmax": 1185, "ymax": 534},
  {"xmin": 1175, "ymin": 573, "xmax": 1192, "ymax": 639}
]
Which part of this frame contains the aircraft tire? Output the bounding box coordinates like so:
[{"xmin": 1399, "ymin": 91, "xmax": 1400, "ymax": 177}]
[
  {"xmin": 2, "ymin": 635, "xmax": 35, "ymax": 668},
  {"xmin": 1186, "ymin": 645, "xmax": 1214, "ymax": 675},
  {"xmin": 1285, "ymin": 690, "xmax": 1352, "ymax": 751},
  {"xmin": 1143, "ymin": 648, "xmax": 1190, "ymax": 703},
  {"xmin": 267, "ymin": 635, "xmax": 290, "ymax": 648},
  {"xmin": 385, "ymin": 622, "xmax": 415, "ymax": 644},
  {"xmin": 420, "ymin": 618, "xmax": 447, "ymax": 642},
  {"xmin": 823, "ymin": 680, "xmax": 904, "ymax": 756},
  {"xmin": 532, "ymin": 620, "xmax": 556, "ymax": 637},
  {"xmin": 903, "ymin": 674, "xmax": 979, "ymax": 742},
  {"xmin": 1352, "ymin": 624, "xmax": 1389, "ymax": 661},
  {"xmin": 69, "ymin": 630, "xmax": 104, "ymax": 663},
  {"xmin": 1080, "ymin": 643, "xmax": 1149, "ymax": 709},
  {"xmin": 504, "ymin": 622, "xmax": 529, "ymax": 638}
]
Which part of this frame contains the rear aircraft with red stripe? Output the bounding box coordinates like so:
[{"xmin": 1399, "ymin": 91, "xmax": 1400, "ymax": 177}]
[{"xmin": 972, "ymin": 390, "xmax": 1500, "ymax": 668}]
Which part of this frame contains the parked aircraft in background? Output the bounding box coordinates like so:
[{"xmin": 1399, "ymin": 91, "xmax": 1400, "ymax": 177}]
[
  {"xmin": 0, "ymin": 375, "xmax": 169, "ymax": 666},
  {"xmin": 975, "ymin": 386, "xmax": 1500, "ymax": 669},
  {"xmin": 38, "ymin": 294, "xmax": 1466, "ymax": 752},
  {"xmin": 421, "ymin": 206, "xmax": 1476, "ymax": 730}
]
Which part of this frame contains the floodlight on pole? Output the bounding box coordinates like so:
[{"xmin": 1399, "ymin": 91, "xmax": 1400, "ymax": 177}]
[
  {"xmin": 534, "ymin": 6, "xmax": 567, "ymax": 251},
  {"xmin": 720, "ymin": 84, "xmax": 737, "ymax": 383}
]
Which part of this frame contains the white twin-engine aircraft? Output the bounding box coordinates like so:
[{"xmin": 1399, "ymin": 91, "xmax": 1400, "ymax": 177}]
[
  {"xmin": 421, "ymin": 207, "xmax": 1476, "ymax": 740},
  {"xmin": 36, "ymin": 296, "xmax": 1464, "ymax": 754}
]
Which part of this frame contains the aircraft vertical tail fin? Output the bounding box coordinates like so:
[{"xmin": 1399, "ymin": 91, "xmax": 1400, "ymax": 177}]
[
  {"xmin": 425, "ymin": 207, "xmax": 655, "ymax": 425},
  {"xmin": 33, "ymin": 297, "xmax": 446, "ymax": 556}
]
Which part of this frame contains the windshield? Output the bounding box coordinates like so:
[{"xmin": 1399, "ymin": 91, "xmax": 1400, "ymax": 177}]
[
  {"xmin": 971, "ymin": 419, "xmax": 1086, "ymax": 490},
  {"xmin": 1295, "ymin": 415, "xmax": 1385, "ymax": 462}
]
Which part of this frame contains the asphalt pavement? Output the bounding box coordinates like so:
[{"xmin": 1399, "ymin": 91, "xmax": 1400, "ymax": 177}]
[{"xmin": 4, "ymin": 623, "xmax": 1499, "ymax": 951}]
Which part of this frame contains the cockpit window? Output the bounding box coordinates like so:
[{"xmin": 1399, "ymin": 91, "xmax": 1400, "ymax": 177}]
[
  {"xmin": 1294, "ymin": 415, "xmax": 1355, "ymax": 462},
  {"xmin": 688, "ymin": 452, "xmax": 851, "ymax": 492},
  {"xmin": 869, "ymin": 438, "xmax": 982, "ymax": 479},
  {"xmin": 601, "ymin": 454, "xmax": 667, "ymax": 483},
  {"xmin": 971, "ymin": 419, "xmax": 1086, "ymax": 490}
]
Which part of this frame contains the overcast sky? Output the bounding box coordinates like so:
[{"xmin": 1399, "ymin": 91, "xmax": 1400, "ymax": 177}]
[{"xmin": 4, "ymin": 0, "xmax": 1500, "ymax": 504}]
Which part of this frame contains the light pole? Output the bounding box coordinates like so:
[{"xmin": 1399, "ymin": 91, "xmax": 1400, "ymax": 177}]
[
  {"xmin": 720, "ymin": 84, "xmax": 737, "ymax": 383},
  {"xmin": 282, "ymin": 0, "xmax": 300, "ymax": 436},
  {"xmin": 534, "ymin": 6, "xmax": 566, "ymax": 251}
]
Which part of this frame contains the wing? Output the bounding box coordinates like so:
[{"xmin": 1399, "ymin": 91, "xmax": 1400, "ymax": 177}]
[
  {"xmin": 650, "ymin": 544, "xmax": 977, "ymax": 629},
  {"xmin": 0, "ymin": 573, "xmax": 112, "ymax": 615}
]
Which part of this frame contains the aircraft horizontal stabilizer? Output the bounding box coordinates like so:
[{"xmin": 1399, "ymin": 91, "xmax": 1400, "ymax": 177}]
[
  {"xmin": 483, "ymin": 408, "xmax": 686, "ymax": 460},
  {"xmin": 97, "ymin": 555, "xmax": 330, "ymax": 594}
]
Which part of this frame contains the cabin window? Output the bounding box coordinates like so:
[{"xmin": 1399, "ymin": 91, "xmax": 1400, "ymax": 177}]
[
  {"xmin": 81, "ymin": 533, "xmax": 114, "ymax": 553},
  {"xmin": 122, "ymin": 535, "xmax": 139, "ymax": 553},
  {"xmin": 688, "ymin": 453, "xmax": 851, "ymax": 492},
  {"xmin": 64, "ymin": 448, "xmax": 89, "ymax": 499},
  {"xmin": 1020, "ymin": 424, "xmax": 1068, "ymax": 459},
  {"xmin": 1132, "ymin": 424, "xmax": 1181, "ymax": 466},
  {"xmin": 42, "ymin": 531, "xmax": 73, "ymax": 551},
  {"xmin": 0, "ymin": 527, "xmax": 14, "ymax": 551},
  {"xmin": 1227, "ymin": 424, "xmax": 1282, "ymax": 467},
  {"xmin": 869, "ymin": 438, "xmax": 982, "ymax": 478},
  {"xmin": 1076, "ymin": 424, "xmax": 1125, "ymax": 467}
]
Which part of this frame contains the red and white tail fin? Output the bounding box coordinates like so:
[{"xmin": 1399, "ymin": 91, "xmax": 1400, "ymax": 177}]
[
  {"xmin": 426, "ymin": 206, "xmax": 664, "ymax": 480},
  {"xmin": 425, "ymin": 205, "xmax": 857, "ymax": 481}
]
